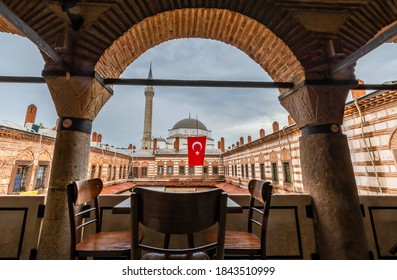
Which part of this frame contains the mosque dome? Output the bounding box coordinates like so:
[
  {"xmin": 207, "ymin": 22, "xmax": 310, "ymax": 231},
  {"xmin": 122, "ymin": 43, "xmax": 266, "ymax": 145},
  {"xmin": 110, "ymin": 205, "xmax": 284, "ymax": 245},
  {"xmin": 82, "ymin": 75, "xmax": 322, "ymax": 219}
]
[{"xmin": 171, "ymin": 118, "xmax": 208, "ymax": 131}]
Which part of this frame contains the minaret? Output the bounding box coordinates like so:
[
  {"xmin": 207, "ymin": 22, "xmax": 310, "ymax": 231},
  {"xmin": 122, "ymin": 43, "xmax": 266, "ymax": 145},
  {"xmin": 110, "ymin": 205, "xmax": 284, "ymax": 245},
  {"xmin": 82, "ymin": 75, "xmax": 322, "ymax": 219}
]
[{"xmin": 141, "ymin": 63, "xmax": 155, "ymax": 149}]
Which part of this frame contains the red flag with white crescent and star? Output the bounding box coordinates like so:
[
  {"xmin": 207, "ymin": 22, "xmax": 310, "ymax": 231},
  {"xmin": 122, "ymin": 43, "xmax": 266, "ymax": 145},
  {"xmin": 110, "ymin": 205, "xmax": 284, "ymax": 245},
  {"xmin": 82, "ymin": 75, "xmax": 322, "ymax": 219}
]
[{"xmin": 187, "ymin": 136, "xmax": 206, "ymax": 166}]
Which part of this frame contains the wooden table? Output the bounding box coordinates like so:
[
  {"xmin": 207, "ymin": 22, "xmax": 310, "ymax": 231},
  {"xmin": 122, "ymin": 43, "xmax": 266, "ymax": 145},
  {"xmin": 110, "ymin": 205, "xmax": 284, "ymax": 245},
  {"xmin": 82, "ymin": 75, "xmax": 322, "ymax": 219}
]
[{"xmin": 112, "ymin": 195, "xmax": 243, "ymax": 214}]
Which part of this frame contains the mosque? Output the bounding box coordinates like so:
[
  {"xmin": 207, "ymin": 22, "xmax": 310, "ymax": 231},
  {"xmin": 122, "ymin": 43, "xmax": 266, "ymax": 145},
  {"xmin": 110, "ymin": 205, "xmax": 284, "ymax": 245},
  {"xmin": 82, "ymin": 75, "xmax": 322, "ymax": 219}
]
[{"xmin": 1, "ymin": 64, "xmax": 397, "ymax": 196}]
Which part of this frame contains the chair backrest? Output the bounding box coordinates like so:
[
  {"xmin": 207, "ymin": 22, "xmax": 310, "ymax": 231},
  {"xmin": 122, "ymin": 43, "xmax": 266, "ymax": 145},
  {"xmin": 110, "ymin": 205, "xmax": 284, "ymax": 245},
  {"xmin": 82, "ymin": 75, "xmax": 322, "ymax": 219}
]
[
  {"xmin": 67, "ymin": 178, "xmax": 103, "ymax": 258},
  {"xmin": 247, "ymin": 179, "xmax": 273, "ymax": 258},
  {"xmin": 131, "ymin": 187, "xmax": 227, "ymax": 259}
]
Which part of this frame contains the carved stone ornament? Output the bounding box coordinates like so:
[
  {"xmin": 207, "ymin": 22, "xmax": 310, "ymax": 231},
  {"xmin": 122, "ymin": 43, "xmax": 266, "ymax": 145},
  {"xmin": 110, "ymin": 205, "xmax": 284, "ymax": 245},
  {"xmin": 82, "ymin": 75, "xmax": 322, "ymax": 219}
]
[
  {"xmin": 44, "ymin": 76, "xmax": 112, "ymax": 120},
  {"xmin": 280, "ymin": 85, "xmax": 350, "ymax": 128}
]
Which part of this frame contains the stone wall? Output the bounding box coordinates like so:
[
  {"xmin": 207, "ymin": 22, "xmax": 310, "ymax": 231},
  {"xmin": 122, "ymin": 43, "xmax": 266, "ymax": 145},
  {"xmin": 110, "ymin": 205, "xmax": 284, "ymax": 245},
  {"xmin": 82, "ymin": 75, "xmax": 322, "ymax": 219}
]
[{"xmin": 222, "ymin": 89, "xmax": 397, "ymax": 194}]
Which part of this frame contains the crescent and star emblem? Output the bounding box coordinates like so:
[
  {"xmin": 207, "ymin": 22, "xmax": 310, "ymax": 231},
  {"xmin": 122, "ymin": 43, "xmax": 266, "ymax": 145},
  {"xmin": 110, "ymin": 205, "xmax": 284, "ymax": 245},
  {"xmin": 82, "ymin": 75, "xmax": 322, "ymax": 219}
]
[{"xmin": 192, "ymin": 141, "xmax": 203, "ymax": 155}]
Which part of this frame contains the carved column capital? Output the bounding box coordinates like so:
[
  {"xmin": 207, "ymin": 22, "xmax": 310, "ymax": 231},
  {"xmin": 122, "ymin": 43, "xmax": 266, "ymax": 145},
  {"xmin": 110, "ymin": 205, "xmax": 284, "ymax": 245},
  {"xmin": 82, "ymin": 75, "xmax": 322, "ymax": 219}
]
[
  {"xmin": 44, "ymin": 75, "xmax": 112, "ymax": 121},
  {"xmin": 280, "ymin": 84, "xmax": 350, "ymax": 129}
]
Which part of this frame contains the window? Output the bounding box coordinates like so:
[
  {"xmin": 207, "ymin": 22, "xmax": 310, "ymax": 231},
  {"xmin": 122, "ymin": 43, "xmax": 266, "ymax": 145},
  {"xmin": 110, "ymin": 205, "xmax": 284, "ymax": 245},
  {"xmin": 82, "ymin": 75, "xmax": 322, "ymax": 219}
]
[
  {"xmin": 231, "ymin": 165, "xmax": 234, "ymax": 176},
  {"xmin": 213, "ymin": 166, "xmax": 218, "ymax": 175},
  {"xmin": 119, "ymin": 166, "xmax": 122, "ymax": 179},
  {"xmin": 245, "ymin": 164, "xmax": 249, "ymax": 178},
  {"xmin": 283, "ymin": 162, "xmax": 292, "ymax": 183},
  {"xmin": 271, "ymin": 162, "xmax": 278, "ymax": 182},
  {"xmin": 158, "ymin": 165, "xmax": 164, "ymax": 175},
  {"xmin": 90, "ymin": 165, "xmax": 96, "ymax": 179},
  {"xmin": 188, "ymin": 166, "xmax": 195, "ymax": 175},
  {"xmin": 251, "ymin": 164, "xmax": 255, "ymax": 179},
  {"xmin": 241, "ymin": 164, "xmax": 244, "ymax": 177},
  {"xmin": 128, "ymin": 166, "xmax": 133, "ymax": 178},
  {"xmin": 167, "ymin": 165, "xmax": 174, "ymax": 175},
  {"xmin": 134, "ymin": 167, "xmax": 139, "ymax": 177},
  {"xmin": 107, "ymin": 165, "xmax": 112, "ymax": 180},
  {"xmin": 203, "ymin": 166, "xmax": 208, "ymax": 174},
  {"xmin": 260, "ymin": 164, "xmax": 265, "ymax": 180},
  {"xmin": 141, "ymin": 167, "xmax": 148, "ymax": 177},
  {"xmin": 35, "ymin": 165, "xmax": 47, "ymax": 190},
  {"xmin": 234, "ymin": 165, "xmax": 237, "ymax": 177},
  {"xmin": 113, "ymin": 166, "xmax": 116, "ymax": 180},
  {"xmin": 13, "ymin": 166, "xmax": 28, "ymax": 192},
  {"xmin": 179, "ymin": 165, "xmax": 185, "ymax": 175},
  {"xmin": 98, "ymin": 165, "xmax": 102, "ymax": 179},
  {"xmin": 123, "ymin": 166, "xmax": 126, "ymax": 178}
]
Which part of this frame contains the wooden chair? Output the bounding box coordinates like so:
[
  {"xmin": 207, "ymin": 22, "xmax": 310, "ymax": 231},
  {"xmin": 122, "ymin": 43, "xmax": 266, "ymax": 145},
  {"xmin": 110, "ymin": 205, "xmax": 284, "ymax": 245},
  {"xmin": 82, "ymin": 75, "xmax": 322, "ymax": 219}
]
[
  {"xmin": 67, "ymin": 178, "xmax": 143, "ymax": 259},
  {"xmin": 131, "ymin": 187, "xmax": 227, "ymax": 260},
  {"xmin": 204, "ymin": 179, "xmax": 273, "ymax": 259}
]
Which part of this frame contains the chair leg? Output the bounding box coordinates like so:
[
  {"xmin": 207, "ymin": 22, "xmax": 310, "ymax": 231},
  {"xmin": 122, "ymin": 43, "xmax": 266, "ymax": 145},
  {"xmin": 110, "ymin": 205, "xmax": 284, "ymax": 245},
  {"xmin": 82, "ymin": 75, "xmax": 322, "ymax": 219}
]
[
  {"xmin": 187, "ymin": 234, "xmax": 195, "ymax": 248},
  {"xmin": 390, "ymin": 242, "xmax": 397, "ymax": 255},
  {"xmin": 164, "ymin": 234, "xmax": 171, "ymax": 249}
]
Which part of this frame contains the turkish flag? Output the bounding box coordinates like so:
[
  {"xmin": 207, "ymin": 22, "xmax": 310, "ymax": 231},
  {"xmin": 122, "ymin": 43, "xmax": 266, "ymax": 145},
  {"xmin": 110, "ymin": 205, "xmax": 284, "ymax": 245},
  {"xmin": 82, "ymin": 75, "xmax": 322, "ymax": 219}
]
[{"xmin": 187, "ymin": 136, "xmax": 206, "ymax": 166}]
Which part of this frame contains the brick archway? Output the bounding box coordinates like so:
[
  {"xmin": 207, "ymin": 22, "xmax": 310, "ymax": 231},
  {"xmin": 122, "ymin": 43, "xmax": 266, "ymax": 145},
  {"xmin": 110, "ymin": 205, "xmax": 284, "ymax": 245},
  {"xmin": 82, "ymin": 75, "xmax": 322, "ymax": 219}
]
[{"xmin": 96, "ymin": 8, "xmax": 305, "ymax": 90}]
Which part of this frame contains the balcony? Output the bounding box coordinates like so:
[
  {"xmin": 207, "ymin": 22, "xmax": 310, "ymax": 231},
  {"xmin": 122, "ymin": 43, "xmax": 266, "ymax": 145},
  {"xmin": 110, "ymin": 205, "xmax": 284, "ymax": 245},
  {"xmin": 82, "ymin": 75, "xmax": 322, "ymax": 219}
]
[{"xmin": 1, "ymin": 190, "xmax": 396, "ymax": 260}]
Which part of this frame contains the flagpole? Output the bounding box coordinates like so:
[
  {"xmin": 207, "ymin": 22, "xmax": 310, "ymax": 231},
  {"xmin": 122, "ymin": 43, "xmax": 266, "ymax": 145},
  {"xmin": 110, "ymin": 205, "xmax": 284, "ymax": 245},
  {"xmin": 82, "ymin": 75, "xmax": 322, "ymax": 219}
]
[{"xmin": 196, "ymin": 115, "xmax": 198, "ymax": 136}]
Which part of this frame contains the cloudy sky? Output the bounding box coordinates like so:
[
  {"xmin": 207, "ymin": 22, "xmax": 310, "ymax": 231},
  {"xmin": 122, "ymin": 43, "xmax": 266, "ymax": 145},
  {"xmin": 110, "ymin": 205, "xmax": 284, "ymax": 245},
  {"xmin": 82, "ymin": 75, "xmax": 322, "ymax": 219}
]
[{"xmin": 0, "ymin": 33, "xmax": 396, "ymax": 149}]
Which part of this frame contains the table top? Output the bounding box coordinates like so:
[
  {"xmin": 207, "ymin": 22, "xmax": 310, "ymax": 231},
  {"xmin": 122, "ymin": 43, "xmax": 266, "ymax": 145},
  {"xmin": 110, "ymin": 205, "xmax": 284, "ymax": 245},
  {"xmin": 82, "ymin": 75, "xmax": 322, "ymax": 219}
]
[{"xmin": 112, "ymin": 196, "xmax": 243, "ymax": 214}]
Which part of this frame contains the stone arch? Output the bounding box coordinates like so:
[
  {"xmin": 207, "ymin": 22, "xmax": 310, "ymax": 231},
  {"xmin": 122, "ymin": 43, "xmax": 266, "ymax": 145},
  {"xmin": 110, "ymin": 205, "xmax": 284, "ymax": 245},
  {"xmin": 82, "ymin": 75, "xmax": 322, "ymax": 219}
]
[
  {"xmin": 212, "ymin": 161, "xmax": 218, "ymax": 166},
  {"xmin": 269, "ymin": 150, "xmax": 278, "ymax": 162},
  {"xmin": 258, "ymin": 153, "xmax": 265, "ymax": 164},
  {"xmin": 250, "ymin": 156, "xmax": 255, "ymax": 164},
  {"xmin": 281, "ymin": 148, "xmax": 292, "ymax": 162},
  {"xmin": 178, "ymin": 160, "xmax": 185, "ymax": 166},
  {"xmin": 96, "ymin": 8, "xmax": 304, "ymax": 89},
  {"xmin": 133, "ymin": 161, "xmax": 141, "ymax": 166},
  {"xmin": 15, "ymin": 148, "xmax": 34, "ymax": 162},
  {"xmin": 38, "ymin": 149, "xmax": 52, "ymax": 162},
  {"xmin": 141, "ymin": 162, "xmax": 149, "ymax": 167}
]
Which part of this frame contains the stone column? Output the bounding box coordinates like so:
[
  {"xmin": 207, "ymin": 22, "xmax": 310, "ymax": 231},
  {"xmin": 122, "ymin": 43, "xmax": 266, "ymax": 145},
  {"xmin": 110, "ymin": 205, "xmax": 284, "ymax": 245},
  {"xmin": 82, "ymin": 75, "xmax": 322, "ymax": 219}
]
[
  {"xmin": 280, "ymin": 83, "xmax": 368, "ymax": 259},
  {"xmin": 37, "ymin": 75, "xmax": 112, "ymax": 259}
]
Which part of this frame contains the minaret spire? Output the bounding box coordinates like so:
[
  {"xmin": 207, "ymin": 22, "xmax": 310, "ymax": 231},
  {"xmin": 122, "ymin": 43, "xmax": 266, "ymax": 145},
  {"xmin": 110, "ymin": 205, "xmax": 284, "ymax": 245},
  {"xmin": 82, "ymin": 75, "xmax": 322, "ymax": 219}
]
[
  {"xmin": 148, "ymin": 62, "xmax": 153, "ymax": 79},
  {"xmin": 141, "ymin": 63, "xmax": 155, "ymax": 150}
]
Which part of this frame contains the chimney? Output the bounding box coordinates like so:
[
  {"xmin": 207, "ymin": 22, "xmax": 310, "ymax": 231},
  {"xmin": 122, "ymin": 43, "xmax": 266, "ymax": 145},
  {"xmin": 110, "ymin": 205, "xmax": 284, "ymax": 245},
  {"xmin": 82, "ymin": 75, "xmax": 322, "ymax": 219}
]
[
  {"xmin": 218, "ymin": 141, "xmax": 221, "ymax": 149},
  {"xmin": 239, "ymin": 137, "xmax": 244, "ymax": 145},
  {"xmin": 232, "ymin": 144, "xmax": 235, "ymax": 149},
  {"xmin": 352, "ymin": 79, "xmax": 366, "ymax": 99},
  {"xmin": 128, "ymin": 144, "xmax": 133, "ymax": 150},
  {"xmin": 260, "ymin": 129, "xmax": 265, "ymax": 138},
  {"xmin": 247, "ymin": 135, "xmax": 252, "ymax": 143},
  {"xmin": 153, "ymin": 138, "xmax": 158, "ymax": 151},
  {"xmin": 288, "ymin": 115, "xmax": 295, "ymax": 126},
  {"xmin": 92, "ymin": 132, "xmax": 97, "ymax": 142},
  {"xmin": 24, "ymin": 104, "xmax": 37, "ymax": 127},
  {"xmin": 97, "ymin": 134, "xmax": 102, "ymax": 143},
  {"xmin": 236, "ymin": 141, "xmax": 240, "ymax": 147},
  {"xmin": 221, "ymin": 137, "xmax": 225, "ymax": 153},
  {"xmin": 273, "ymin": 121, "xmax": 279, "ymax": 133},
  {"xmin": 174, "ymin": 137, "xmax": 179, "ymax": 152}
]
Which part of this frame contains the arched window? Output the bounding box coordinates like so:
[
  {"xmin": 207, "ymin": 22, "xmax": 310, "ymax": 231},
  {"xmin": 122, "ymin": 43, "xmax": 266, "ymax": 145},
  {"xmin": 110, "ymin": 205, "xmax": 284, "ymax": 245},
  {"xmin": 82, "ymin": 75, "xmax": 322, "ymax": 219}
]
[
  {"xmin": 269, "ymin": 151, "xmax": 279, "ymax": 182},
  {"xmin": 178, "ymin": 160, "xmax": 185, "ymax": 175},
  {"xmin": 281, "ymin": 148, "xmax": 293, "ymax": 183}
]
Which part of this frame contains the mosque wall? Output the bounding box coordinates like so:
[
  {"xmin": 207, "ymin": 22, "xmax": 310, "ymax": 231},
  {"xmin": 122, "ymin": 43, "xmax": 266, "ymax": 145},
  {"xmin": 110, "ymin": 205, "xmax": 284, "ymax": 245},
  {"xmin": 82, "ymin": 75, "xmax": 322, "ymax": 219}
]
[{"xmin": 343, "ymin": 89, "xmax": 397, "ymax": 194}]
